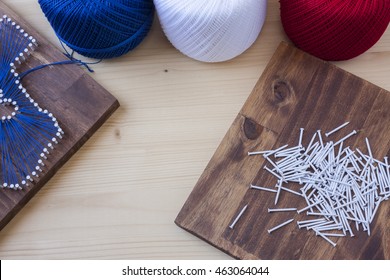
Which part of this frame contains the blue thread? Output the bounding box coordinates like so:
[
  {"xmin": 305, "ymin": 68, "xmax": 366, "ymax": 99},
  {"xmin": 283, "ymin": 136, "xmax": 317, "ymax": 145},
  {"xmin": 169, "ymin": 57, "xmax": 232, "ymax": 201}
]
[
  {"xmin": 38, "ymin": 0, "xmax": 155, "ymax": 59},
  {"xmin": 0, "ymin": 15, "xmax": 63, "ymax": 189},
  {"xmin": 19, "ymin": 56, "xmax": 98, "ymax": 80},
  {"xmin": 19, "ymin": 41, "xmax": 100, "ymax": 80}
]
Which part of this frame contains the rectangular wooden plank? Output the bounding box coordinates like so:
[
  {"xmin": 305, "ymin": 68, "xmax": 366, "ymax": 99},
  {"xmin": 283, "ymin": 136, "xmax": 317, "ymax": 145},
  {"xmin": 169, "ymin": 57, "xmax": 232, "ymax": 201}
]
[
  {"xmin": 175, "ymin": 42, "xmax": 390, "ymax": 259},
  {"xmin": 0, "ymin": 3, "xmax": 119, "ymax": 230}
]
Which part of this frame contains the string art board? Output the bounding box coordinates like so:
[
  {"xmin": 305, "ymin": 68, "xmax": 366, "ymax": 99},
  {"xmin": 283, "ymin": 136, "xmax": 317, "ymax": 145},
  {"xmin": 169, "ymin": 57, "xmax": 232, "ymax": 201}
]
[
  {"xmin": 175, "ymin": 42, "xmax": 390, "ymax": 259},
  {"xmin": 0, "ymin": 3, "xmax": 119, "ymax": 230}
]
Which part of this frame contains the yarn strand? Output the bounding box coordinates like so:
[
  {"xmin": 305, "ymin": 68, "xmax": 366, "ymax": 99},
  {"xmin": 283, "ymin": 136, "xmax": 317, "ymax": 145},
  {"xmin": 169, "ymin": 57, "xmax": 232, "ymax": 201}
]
[{"xmin": 19, "ymin": 46, "xmax": 99, "ymax": 80}]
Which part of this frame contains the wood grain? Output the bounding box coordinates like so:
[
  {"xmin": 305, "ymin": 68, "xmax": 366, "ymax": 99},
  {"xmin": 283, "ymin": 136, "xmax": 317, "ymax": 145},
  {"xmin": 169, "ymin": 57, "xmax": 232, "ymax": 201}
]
[
  {"xmin": 175, "ymin": 42, "xmax": 390, "ymax": 259},
  {"xmin": 0, "ymin": 0, "xmax": 388, "ymax": 259},
  {"xmin": 0, "ymin": 3, "xmax": 119, "ymax": 231}
]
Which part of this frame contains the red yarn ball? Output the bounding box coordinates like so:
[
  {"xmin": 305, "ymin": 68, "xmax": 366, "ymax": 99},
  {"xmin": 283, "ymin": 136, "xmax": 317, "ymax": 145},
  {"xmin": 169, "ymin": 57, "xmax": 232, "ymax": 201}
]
[{"xmin": 280, "ymin": 0, "xmax": 390, "ymax": 61}]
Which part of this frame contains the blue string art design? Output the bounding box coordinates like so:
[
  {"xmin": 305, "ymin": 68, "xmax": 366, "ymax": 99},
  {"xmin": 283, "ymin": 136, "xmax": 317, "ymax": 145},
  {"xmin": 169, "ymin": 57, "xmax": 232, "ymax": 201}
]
[{"xmin": 0, "ymin": 15, "xmax": 64, "ymax": 190}]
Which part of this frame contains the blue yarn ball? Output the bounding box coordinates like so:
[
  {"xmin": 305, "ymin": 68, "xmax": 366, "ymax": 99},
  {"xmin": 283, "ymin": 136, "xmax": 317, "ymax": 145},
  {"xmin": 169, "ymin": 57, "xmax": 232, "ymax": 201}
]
[{"xmin": 38, "ymin": 0, "xmax": 155, "ymax": 59}]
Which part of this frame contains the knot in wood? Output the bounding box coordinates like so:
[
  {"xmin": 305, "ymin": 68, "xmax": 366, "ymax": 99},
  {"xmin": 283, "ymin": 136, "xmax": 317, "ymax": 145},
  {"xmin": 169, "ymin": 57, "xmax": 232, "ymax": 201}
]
[
  {"xmin": 272, "ymin": 80, "xmax": 291, "ymax": 103},
  {"xmin": 243, "ymin": 117, "xmax": 261, "ymax": 140}
]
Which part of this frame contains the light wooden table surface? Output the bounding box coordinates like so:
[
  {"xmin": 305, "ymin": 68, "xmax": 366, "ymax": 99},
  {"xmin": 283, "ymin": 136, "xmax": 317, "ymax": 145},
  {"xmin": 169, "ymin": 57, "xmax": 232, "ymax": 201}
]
[{"xmin": 0, "ymin": 0, "xmax": 389, "ymax": 259}]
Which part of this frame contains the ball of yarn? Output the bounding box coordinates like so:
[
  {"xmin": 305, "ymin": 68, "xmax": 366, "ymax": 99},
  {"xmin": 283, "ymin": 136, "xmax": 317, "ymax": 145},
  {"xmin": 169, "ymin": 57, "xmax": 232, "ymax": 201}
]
[
  {"xmin": 154, "ymin": 0, "xmax": 268, "ymax": 62},
  {"xmin": 280, "ymin": 0, "xmax": 390, "ymax": 61},
  {"xmin": 38, "ymin": 0, "xmax": 155, "ymax": 59}
]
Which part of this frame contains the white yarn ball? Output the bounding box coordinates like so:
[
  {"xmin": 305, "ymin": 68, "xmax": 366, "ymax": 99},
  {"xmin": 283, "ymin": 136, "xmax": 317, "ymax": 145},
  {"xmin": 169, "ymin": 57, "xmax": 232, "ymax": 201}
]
[{"xmin": 154, "ymin": 0, "xmax": 268, "ymax": 62}]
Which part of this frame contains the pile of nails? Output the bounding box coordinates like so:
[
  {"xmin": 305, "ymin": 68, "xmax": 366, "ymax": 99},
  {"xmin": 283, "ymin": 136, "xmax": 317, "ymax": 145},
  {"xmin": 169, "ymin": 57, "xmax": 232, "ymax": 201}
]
[{"xmin": 242, "ymin": 122, "xmax": 390, "ymax": 247}]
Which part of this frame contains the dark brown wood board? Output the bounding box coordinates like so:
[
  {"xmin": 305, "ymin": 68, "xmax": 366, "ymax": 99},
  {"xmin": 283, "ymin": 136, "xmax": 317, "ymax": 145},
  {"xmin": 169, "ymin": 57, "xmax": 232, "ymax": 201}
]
[
  {"xmin": 0, "ymin": 3, "xmax": 119, "ymax": 230},
  {"xmin": 175, "ymin": 42, "xmax": 390, "ymax": 259}
]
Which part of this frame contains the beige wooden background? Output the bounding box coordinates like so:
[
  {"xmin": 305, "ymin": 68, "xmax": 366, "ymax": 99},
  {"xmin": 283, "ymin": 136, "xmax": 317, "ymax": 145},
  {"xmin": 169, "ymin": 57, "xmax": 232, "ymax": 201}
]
[{"xmin": 0, "ymin": 0, "xmax": 389, "ymax": 259}]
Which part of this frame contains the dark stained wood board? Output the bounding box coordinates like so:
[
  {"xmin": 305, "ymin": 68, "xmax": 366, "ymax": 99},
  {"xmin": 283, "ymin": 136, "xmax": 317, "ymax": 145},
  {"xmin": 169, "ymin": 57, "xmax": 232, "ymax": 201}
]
[
  {"xmin": 175, "ymin": 42, "xmax": 390, "ymax": 259},
  {"xmin": 0, "ymin": 3, "xmax": 119, "ymax": 230}
]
